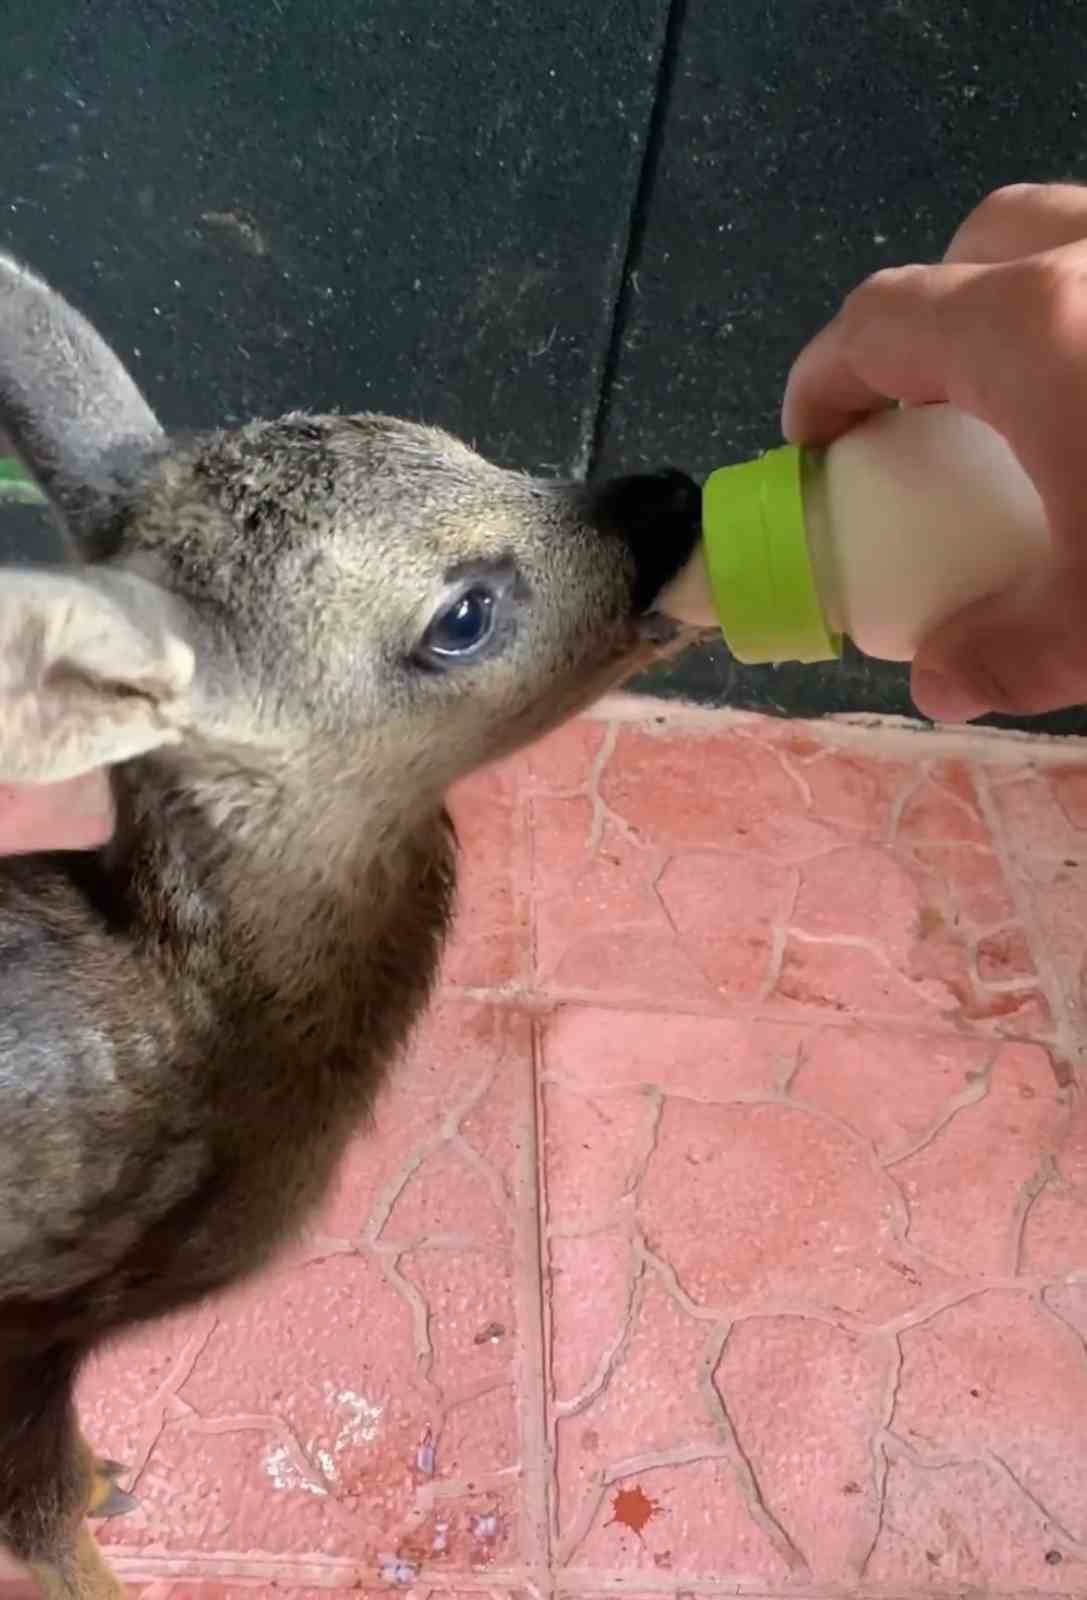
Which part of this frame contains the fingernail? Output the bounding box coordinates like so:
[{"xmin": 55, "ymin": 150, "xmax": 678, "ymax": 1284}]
[{"xmin": 911, "ymin": 671, "xmax": 991, "ymax": 724}]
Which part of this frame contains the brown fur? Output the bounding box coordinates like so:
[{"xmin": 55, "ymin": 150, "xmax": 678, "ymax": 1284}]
[{"xmin": 0, "ymin": 253, "xmax": 699, "ymax": 1594}]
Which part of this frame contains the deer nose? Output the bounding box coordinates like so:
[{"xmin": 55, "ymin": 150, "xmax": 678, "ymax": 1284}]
[{"xmin": 586, "ymin": 468, "xmax": 702, "ymax": 613}]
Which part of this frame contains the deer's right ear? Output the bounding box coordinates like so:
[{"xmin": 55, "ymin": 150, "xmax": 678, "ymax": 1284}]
[
  {"xmin": 0, "ymin": 568, "xmax": 194, "ymax": 782},
  {"xmin": 0, "ymin": 254, "xmax": 164, "ymax": 553}
]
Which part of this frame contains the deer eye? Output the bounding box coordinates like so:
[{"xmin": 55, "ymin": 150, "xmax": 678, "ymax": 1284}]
[{"xmin": 419, "ymin": 586, "xmax": 497, "ymax": 661}]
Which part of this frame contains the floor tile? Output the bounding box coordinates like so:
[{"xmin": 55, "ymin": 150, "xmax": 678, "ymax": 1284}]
[
  {"xmin": 13, "ymin": 705, "xmax": 1087, "ymax": 1596},
  {"xmin": 528, "ymin": 723, "xmax": 1053, "ymax": 1036},
  {"xmin": 79, "ymin": 996, "xmax": 539, "ymax": 1586}
]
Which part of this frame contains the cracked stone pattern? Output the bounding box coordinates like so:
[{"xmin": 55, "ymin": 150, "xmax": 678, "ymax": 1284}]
[{"xmin": 4, "ymin": 710, "xmax": 1087, "ymax": 1597}]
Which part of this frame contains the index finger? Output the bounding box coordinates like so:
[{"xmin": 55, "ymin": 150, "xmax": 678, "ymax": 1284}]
[
  {"xmin": 781, "ymin": 248, "xmax": 1087, "ymax": 557},
  {"xmin": 783, "ymin": 184, "xmax": 1087, "ymax": 445},
  {"xmin": 781, "ymin": 262, "xmax": 985, "ymax": 445},
  {"xmin": 945, "ymin": 182, "xmax": 1087, "ymax": 264}
]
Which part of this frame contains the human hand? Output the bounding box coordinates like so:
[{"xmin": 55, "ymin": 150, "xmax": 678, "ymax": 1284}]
[
  {"xmin": 0, "ymin": 771, "xmax": 114, "ymax": 854},
  {"xmin": 783, "ymin": 183, "xmax": 1087, "ymax": 721}
]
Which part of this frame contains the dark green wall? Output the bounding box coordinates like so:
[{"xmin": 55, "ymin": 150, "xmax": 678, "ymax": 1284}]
[{"xmin": 4, "ymin": 0, "xmax": 1086, "ymax": 732}]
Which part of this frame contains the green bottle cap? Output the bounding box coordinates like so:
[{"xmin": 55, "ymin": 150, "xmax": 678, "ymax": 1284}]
[
  {"xmin": 702, "ymin": 444, "xmax": 842, "ymax": 665},
  {"xmin": 0, "ymin": 456, "xmax": 47, "ymax": 506}
]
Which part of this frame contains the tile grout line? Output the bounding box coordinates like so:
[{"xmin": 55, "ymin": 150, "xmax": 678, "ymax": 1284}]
[
  {"xmin": 515, "ymin": 735, "xmax": 556, "ymax": 1590},
  {"xmin": 451, "ymin": 979, "xmax": 1060, "ymax": 1049},
  {"xmin": 592, "ymin": 691, "xmax": 1087, "ymax": 764},
  {"xmin": 535, "ymin": 1011, "xmax": 563, "ymax": 1592},
  {"xmin": 973, "ymin": 764, "xmax": 1086, "ymax": 1076},
  {"xmin": 511, "ymin": 1011, "xmax": 554, "ymax": 1593},
  {"xmin": 80, "ymin": 1557, "xmax": 1079, "ymax": 1597}
]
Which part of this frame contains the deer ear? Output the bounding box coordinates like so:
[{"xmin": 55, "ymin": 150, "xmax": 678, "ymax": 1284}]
[
  {"xmin": 0, "ymin": 568, "xmax": 194, "ymax": 782},
  {"xmin": 0, "ymin": 254, "xmax": 164, "ymax": 552}
]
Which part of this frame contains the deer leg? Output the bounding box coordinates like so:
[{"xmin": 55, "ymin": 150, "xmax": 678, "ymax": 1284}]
[
  {"xmin": 0, "ymin": 1352, "xmax": 133, "ymax": 1600},
  {"xmin": 27, "ymin": 1524, "xmax": 128, "ymax": 1600}
]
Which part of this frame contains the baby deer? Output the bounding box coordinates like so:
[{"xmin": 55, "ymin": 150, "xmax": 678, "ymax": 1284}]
[{"xmin": 0, "ymin": 253, "xmax": 699, "ymax": 1597}]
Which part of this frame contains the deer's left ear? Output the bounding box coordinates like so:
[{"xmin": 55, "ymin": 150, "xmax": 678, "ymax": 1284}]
[{"xmin": 0, "ymin": 567, "xmax": 194, "ymax": 782}]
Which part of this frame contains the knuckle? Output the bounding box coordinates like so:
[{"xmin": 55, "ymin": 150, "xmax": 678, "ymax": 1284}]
[
  {"xmin": 840, "ymin": 264, "xmax": 924, "ymax": 323},
  {"xmin": 1016, "ymin": 250, "xmax": 1087, "ymax": 331},
  {"xmin": 976, "ymin": 181, "xmax": 1045, "ymax": 217},
  {"xmin": 947, "ymin": 185, "xmax": 1034, "ymax": 260},
  {"xmin": 950, "ymin": 182, "xmax": 1087, "ymax": 263},
  {"xmin": 836, "ymin": 265, "xmax": 932, "ymax": 363},
  {"xmin": 950, "ymin": 184, "xmax": 1040, "ymax": 252}
]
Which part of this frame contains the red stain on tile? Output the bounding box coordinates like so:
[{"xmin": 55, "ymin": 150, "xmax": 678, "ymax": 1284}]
[
  {"xmin": 59, "ymin": 707, "xmax": 1081, "ymax": 1596},
  {"xmin": 977, "ymin": 924, "xmax": 1038, "ymax": 983},
  {"xmin": 552, "ymin": 1274, "xmax": 726, "ymax": 1540},
  {"xmin": 606, "ymin": 1484, "xmax": 660, "ymax": 1535},
  {"xmin": 562, "ymin": 1458, "xmax": 791, "ymax": 1578}
]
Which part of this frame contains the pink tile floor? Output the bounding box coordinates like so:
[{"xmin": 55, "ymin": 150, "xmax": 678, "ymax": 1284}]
[{"xmin": 8, "ymin": 699, "xmax": 1087, "ymax": 1596}]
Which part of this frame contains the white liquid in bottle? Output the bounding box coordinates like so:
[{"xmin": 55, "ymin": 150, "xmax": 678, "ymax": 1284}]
[{"xmin": 659, "ymin": 404, "xmax": 1053, "ymax": 666}]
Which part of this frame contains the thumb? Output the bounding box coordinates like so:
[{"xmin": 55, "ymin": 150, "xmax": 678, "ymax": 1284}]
[
  {"xmin": 0, "ymin": 771, "xmax": 114, "ymax": 855},
  {"xmin": 911, "ymin": 564, "xmax": 1087, "ymax": 722}
]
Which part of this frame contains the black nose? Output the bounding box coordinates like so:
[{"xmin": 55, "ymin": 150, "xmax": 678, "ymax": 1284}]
[{"xmin": 586, "ymin": 468, "xmax": 702, "ymax": 613}]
